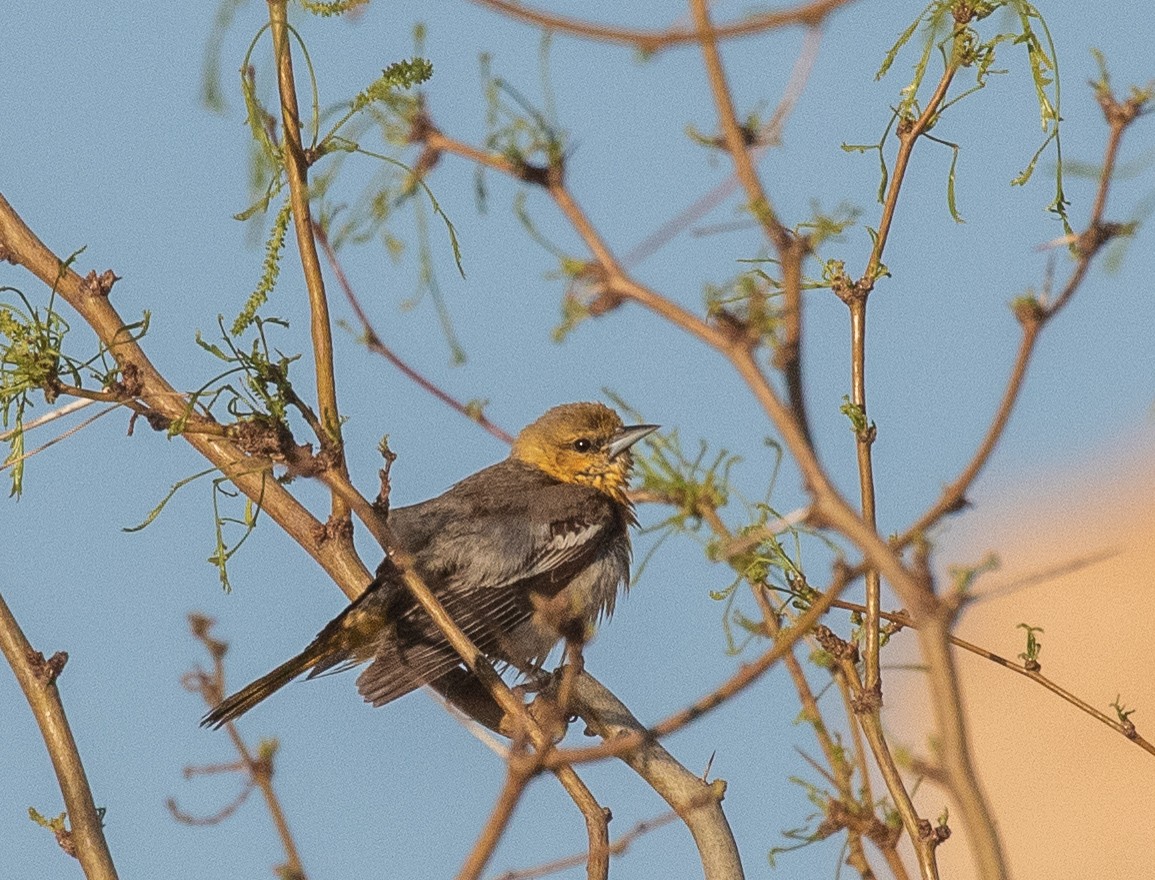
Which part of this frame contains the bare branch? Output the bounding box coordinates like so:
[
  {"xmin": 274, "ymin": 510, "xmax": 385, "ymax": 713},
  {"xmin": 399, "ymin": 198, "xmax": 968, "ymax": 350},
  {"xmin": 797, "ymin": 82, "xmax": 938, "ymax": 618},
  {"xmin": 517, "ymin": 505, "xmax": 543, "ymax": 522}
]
[
  {"xmin": 471, "ymin": 0, "xmax": 857, "ymax": 53},
  {"xmin": 458, "ymin": 759, "xmax": 536, "ymax": 880},
  {"xmin": 491, "ymin": 809, "xmax": 680, "ymax": 880},
  {"xmin": 312, "ymin": 220, "xmax": 514, "ymax": 445},
  {"xmin": 568, "ymin": 674, "xmax": 744, "ymax": 880},
  {"xmin": 827, "ymin": 597, "xmax": 1155, "ymax": 758},
  {"xmin": 815, "ymin": 625, "xmax": 944, "ymax": 880},
  {"xmin": 266, "ymin": 1, "xmax": 349, "ymax": 484},
  {"xmin": 0, "ymin": 592, "xmax": 119, "ymax": 880},
  {"xmin": 0, "ymin": 193, "xmax": 375, "ymax": 599},
  {"xmin": 179, "ymin": 615, "xmax": 307, "ymax": 878}
]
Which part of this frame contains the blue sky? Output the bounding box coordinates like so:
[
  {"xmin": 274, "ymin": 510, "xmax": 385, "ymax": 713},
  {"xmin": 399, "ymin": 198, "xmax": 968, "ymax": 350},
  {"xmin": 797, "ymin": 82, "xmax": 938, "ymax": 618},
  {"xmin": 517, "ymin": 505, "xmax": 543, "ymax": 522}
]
[{"xmin": 3, "ymin": 2, "xmax": 1152, "ymax": 878}]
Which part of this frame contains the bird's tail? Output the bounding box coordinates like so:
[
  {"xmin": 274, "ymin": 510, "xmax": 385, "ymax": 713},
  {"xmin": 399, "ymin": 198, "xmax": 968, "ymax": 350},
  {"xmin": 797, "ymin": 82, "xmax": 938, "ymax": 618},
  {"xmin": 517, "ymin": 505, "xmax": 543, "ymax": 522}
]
[{"xmin": 201, "ymin": 641, "xmax": 327, "ymax": 729}]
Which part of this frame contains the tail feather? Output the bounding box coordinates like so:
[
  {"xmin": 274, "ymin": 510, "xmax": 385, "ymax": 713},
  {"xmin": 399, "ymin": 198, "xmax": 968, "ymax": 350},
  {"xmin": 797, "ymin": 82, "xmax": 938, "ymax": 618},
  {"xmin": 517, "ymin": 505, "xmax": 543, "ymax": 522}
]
[{"xmin": 201, "ymin": 642, "xmax": 327, "ymax": 729}]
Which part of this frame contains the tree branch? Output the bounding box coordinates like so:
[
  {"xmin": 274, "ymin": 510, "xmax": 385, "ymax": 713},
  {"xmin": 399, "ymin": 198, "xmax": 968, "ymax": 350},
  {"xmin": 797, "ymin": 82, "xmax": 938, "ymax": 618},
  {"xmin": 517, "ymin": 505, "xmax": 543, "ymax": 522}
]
[
  {"xmin": 266, "ymin": 0, "xmax": 352, "ymax": 529},
  {"xmin": 471, "ymin": 0, "xmax": 856, "ymax": 53},
  {"xmin": 815, "ymin": 625, "xmax": 944, "ymax": 880},
  {"xmin": 0, "ymin": 192, "xmax": 375, "ymax": 600},
  {"xmin": 0, "ymin": 592, "xmax": 119, "ymax": 880},
  {"xmin": 827, "ymin": 598, "xmax": 1155, "ymax": 758},
  {"xmin": 569, "ymin": 674, "xmax": 744, "ymax": 880}
]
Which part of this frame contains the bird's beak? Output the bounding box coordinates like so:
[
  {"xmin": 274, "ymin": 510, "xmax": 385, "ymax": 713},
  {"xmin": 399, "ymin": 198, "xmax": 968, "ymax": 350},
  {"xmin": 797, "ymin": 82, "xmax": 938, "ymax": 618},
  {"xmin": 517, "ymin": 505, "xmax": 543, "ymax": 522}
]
[{"xmin": 607, "ymin": 424, "xmax": 660, "ymax": 459}]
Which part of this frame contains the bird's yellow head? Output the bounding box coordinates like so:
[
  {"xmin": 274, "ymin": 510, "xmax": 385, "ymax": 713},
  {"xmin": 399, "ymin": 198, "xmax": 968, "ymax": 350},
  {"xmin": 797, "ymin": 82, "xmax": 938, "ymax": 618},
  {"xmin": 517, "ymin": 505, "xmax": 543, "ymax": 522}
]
[{"xmin": 511, "ymin": 402, "xmax": 658, "ymax": 503}]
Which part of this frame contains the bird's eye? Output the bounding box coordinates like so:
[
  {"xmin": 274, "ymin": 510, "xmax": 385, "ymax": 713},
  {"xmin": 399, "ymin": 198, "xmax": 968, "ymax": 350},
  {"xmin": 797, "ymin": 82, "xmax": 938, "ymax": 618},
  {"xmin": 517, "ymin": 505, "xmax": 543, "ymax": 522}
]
[{"xmin": 572, "ymin": 438, "xmax": 593, "ymax": 453}]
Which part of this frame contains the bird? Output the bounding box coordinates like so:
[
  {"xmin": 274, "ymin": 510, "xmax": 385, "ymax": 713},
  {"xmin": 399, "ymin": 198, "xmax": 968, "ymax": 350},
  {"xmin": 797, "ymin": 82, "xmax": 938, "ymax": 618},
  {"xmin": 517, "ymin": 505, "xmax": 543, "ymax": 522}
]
[{"xmin": 202, "ymin": 402, "xmax": 658, "ymax": 730}]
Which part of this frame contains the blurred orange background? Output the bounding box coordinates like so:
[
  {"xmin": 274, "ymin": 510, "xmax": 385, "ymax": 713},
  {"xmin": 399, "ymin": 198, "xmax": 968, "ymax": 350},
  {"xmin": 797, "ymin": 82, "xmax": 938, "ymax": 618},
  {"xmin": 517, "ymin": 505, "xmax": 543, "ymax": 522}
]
[{"xmin": 891, "ymin": 429, "xmax": 1155, "ymax": 878}]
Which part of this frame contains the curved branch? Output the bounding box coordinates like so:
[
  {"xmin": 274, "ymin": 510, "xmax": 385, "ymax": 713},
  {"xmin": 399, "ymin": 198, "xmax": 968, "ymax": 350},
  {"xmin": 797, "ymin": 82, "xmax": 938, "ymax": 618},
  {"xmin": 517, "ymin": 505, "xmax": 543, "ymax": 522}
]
[
  {"xmin": 471, "ymin": 0, "xmax": 856, "ymax": 53},
  {"xmin": 570, "ymin": 674, "xmax": 744, "ymax": 880},
  {"xmin": 0, "ymin": 192, "xmax": 374, "ymax": 600},
  {"xmin": 689, "ymin": 0, "xmax": 792, "ymax": 248},
  {"xmin": 897, "ymin": 320, "xmax": 1038, "ymax": 546},
  {"xmin": 0, "ymin": 592, "xmax": 119, "ymax": 880},
  {"xmin": 545, "ymin": 568, "xmax": 850, "ymax": 768}
]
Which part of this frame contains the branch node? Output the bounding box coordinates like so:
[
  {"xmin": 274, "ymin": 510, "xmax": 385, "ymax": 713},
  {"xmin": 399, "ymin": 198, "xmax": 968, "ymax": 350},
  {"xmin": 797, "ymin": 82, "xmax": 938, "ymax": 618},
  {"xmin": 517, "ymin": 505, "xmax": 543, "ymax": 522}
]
[
  {"xmin": 25, "ymin": 647, "xmax": 69, "ymax": 685},
  {"xmin": 1074, "ymin": 220, "xmax": 1129, "ymax": 260},
  {"xmin": 374, "ymin": 435, "xmax": 398, "ymax": 517},
  {"xmin": 320, "ymin": 512, "xmax": 354, "ymax": 547},
  {"xmin": 855, "ymin": 682, "xmax": 883, "ymax": 713},
  {"xmin": 918, "ymin": 815, "xmax": 952, "ymax": 847},
  {"xmin": 814, "ymin": 624, "xmax": 857, "ymax": 665},
  {"xmin": 79, "ymin": 269, "xmax": 120, "ymax": 298},
  {"xmin": 830, "ymin": 268, "xmax": 869, "ymax": 307},
  {"xmin": 514, "ymin": 159, "xmax": 553, "ymax": 188}
]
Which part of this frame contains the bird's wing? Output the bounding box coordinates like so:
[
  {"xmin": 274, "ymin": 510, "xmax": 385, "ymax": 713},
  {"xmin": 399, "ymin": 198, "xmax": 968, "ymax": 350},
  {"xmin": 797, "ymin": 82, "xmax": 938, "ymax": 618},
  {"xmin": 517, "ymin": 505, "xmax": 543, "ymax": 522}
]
[{"xmin": 356, "ymin": 505, "xmax": 624, "ymax": 706}]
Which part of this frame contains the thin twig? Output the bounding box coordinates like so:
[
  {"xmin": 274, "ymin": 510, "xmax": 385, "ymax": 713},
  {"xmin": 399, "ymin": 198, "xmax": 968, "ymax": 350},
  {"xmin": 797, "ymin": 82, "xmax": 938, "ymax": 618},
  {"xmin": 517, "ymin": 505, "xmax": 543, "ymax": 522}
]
[
  {"xmin": 312, "ymin": 220, "xmax": 514, "ymax": 444},
  {"xmin": 621, "ymin": 26, "xmax": 825, "ymax": 269},
  {"xmin": 860, "ymin": 32, "xmax": 964, "ymax": 289},
  {"xmin": 543, "ymin": 568, "xmax": 850, "ymax": 768},
  {"xmin": 895, "ymin": 83, "xmax": 1144, "ymax": 550},
  {"xmin": 266, "ymin": 0, "xmax": 351, "ymax": 524},
  {"xmin": 0, "ymin": 397, "xmax": 96, "ymax": 441},
  {"xmin": 491, "ymin": 809, "xmax": 681, "ymax": 880},
  {"xmin": 0, "ymin": 592, "xmax": 119, "ymax": 880},
  {"xmin": 180, "ymin": 615, "xmax": 307, "ymax": 878},
  {"xmin": 828, "ymin": 598, "xmax": 1155, "ymax": 757},
  {"xmin": 815, "ymin": 626, "xmax": 943, "ymax": 880},
  {"xmin": 471, "ymin": 0, "xmax": 856, "ymax": 53},
  {"xmin": 688, "ymin": 0, "xmax": 813, "ymax": 452},
  {"xmin": 1, "ymin": 405, "xmax": 118, "ymax": 470}
]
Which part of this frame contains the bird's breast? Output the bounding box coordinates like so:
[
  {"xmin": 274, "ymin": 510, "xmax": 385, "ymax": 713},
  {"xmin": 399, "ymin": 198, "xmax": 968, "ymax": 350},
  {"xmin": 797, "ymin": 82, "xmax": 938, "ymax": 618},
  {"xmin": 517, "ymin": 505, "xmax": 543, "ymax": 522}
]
[{"xmin": 505, "ymin": 532, "xmax": 630, "ymax": 668}]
